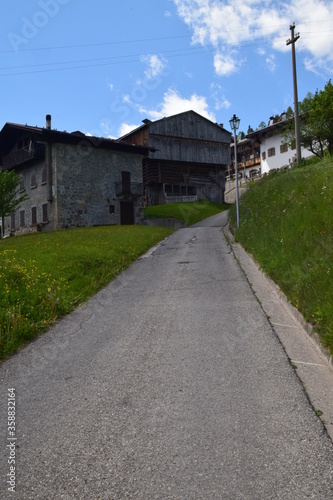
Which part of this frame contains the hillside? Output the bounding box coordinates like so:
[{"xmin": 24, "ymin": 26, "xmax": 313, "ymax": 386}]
[
  {"xmin": 0, "ymin": 225, "xmax": 173, "ymax": 358},
  {"xmin": 228, "ymin": 157, "xmax": 333, "ymax": 355},
  {"xmin": 144, "ymin": 200, "xmax": 229, "ymax": 226}
]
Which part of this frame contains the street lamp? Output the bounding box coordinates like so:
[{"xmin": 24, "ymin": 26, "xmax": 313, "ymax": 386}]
[{"xmin": 229, "ymin": 114, "xmax": 240, "ymax": 229}]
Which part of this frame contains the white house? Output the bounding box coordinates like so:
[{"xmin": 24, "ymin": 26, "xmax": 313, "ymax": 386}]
[{"xmin": 247, "ymin": 115, "xmax": 313, "ymax": 175}]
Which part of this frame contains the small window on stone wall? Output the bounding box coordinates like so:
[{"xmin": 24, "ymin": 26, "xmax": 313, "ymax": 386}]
[
  {"xmin": 20, "ymin": 210, "xmax": 25, "ymax": 227},
  {"xmin": 32, "ymin": 207, "xmax": 37, "ymax": 225},
  {"xmin": 262, "ymin": 151, "xmax": 266, "ymax": 160},
  {"xmin": 31, "ymin": 170, "xmax": 37, "ymax": 188},
  {"xmin": 42, "ymin": 165, "xmax": 47, "ymax": 184},
  {"xmin": 19, "ymin": 176, "xmax": 25, "ymax": 192},
  {"xmin": 42, "ymin": 203, "xmax": 48, "ymax": 222},
  {"xmin": 109, "ymin": 204, "xmax": 115, "ymax": 214}
]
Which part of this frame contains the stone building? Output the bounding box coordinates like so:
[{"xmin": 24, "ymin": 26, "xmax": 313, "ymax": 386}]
[
  {"xmin": 0, "ymin": 116, "xmax": 150, "ymax": 236},
  {"xmin": 119, "ymin": 110, "xmax": 231, "ymax": 205}
]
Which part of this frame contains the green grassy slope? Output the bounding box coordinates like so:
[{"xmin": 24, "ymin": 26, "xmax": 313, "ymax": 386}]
[
  {"xmin": 229, "ymin": 158, "xmax": 333, "ymax": 355},
  {"xmin": 144, "ymin": 200, "xmax": 230, "ymax": 226},
  {"xmin": 0, "ymin": 225, "xmax": 173, "ymax": 358}
]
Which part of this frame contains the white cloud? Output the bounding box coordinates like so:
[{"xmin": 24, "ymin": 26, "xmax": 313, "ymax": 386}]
[
  {"xmin": 266, "ymin": 54, "xmax": 277, "ymax": 72},
  {"xmin": 99, "ymin": 119, "xmax": 116, "ymax": 139},
  {"xmin": 214, "ymin": 50, "xmax": 242, "ymax": 76},
  {"xmin": 118, "ymin": 123, "xmax": 141, "ymax": 137},
  {"xmin": 210, "ymin": 83, "xmax": 231, "ymax": 110},
  {"xmin": 173, "ymin": 0, "xmax": 333, "ymax": 77},
  {"xmin": 141, "ymin": 54, "xmax": 167, "ymax": 80},
  {"xmin": 143, "ymin": 88, "xmax": 216, "ymax": 122},
  {"xmin": 86, "ymin": 120, "xmax": 117, "ymax": 139},
  {"xmin": 304, "ymin": 56, "xmax": 333, "ymax": 77},
  {"xmin": 117, "ymin": 87, "xmax": 233, "ymax": 137},
  {"xmin": 164, "ymin": 10, "xmax": 172, "ymax": 17},
  {"xmin": 289, "ymin": 0, "xmax": 333, "ymax": 58},
  {"xmin": 122, "ymin": 94, "xmax": 131, "ymax": 104}
]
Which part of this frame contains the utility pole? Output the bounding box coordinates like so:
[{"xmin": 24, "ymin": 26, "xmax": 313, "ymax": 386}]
[{"xmin": 286, "ymin": 23, "xmax": 302, "ymax": 163}]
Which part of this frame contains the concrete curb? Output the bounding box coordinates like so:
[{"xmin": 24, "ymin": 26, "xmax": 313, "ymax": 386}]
[
  {"xmin": 223, "ymin": 222, "xmax": 333, "ymax": 440},
  {"xmin": 223, "ymin": 223, "xmax": 332, "ymax": 368}
]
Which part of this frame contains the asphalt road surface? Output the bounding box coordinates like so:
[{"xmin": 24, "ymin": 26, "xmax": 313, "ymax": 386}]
[{"xmin": 1, "ymin": 212, "xmax": 333, "ymax": 499}]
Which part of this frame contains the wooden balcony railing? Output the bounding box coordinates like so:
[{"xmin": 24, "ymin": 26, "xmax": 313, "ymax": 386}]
[{"xmin": 3, "ymin": 145, "xmax": 45, "ymax": 169}]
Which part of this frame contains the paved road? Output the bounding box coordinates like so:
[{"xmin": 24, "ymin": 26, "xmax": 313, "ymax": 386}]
[{"xmin": 1, "ymin": 212, "xmax": 333, "ymax": 499}]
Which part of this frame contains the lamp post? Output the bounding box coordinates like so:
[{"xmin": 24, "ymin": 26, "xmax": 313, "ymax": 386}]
[{"xmin": 229, "ymin": 114, "xmax": 240, "ymax": 229}]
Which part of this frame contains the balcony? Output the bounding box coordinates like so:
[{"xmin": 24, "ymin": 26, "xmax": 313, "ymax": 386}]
[
  {"xmin": 115, "ymin": 182, "xmax": 144, "ymax": 197},
  {"xmin": 3, "ymin": 144, "xmax": 45, "ymax": 169}
]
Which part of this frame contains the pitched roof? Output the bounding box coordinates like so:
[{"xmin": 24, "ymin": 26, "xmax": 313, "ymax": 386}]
[
  {"xmin": 0, "ymin": 122, "xmax": 152, "ymax": 157},
  {"xmin": 119, "ymin": 109, "xmax": 231, "ymax": 140}
]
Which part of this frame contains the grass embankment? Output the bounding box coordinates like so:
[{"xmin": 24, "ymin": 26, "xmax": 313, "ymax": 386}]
[
  {"xmin": 144, "ymin": 200, "xmax": 230, "ymax": 226},
  {"xmin": 0, "ymin": 225, "xmax": 173, "ymax": 359},
  {"xmin": 229, "ymin": 157, "xmax": 333, "ymax": 355}
]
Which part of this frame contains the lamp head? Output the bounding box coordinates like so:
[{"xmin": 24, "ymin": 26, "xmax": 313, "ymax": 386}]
[{"xmin": 229, "ymin": 114, "xmax": 240, "ymax": 131}]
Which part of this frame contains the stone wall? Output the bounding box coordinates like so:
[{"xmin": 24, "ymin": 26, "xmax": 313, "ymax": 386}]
[
  {"xmin": 54, "ymin": 143, "xmax": 144, "ymax": 229},
  {"xmin": 3, "ymin": 160, "xmax": 55, "ymax": 237},
  {"xmin": 4, "ymin": 142, "xmax": 145, "ymax": 236}
]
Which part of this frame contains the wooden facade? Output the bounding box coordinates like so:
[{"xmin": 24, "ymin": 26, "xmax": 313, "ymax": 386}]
[
  {"xmin": 229, "ymin": 137, "xmax": 261, "ymax": 179},
  {"xmin": 120, "ymin": 111, "xmax": 231, "ymax": 205}
]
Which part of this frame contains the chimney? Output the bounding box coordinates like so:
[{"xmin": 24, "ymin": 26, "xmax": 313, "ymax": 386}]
[{"xmin": 46, "ymin": 114, "xmax": 51, "ymax": 130}]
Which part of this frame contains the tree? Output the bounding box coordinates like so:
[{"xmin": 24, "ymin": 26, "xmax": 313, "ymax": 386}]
[
  {"xmin": 308, "ymin": 80, "xmax": 333, "ymax": 156},
  {"xmin": 284, "ymin": 80, "xmax": 333, "ymax": 159},
  {"xmin": 247, "ymin": 125, "xmax": 254, "ymax": 134},
  {"xmin": 286, "ymin": 106, "xmax": 294, "ymax": 118},
  {"xmin": 258, "ymin": 121, "xmax": 266, "ymax": 130},
  {"xmin": 0, "ymin": 170, "xmax": 28, "ymax": 238}
]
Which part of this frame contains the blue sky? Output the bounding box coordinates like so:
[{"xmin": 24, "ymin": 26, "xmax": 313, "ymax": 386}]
[{"xmin": 1, "ymin": 0, "xmax": 332, "ymax": 139}]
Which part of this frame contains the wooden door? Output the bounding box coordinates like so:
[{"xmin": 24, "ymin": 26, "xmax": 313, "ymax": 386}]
[{"xmin": 120, "ymin": 201, "xmax": 134, "ymax": 225}]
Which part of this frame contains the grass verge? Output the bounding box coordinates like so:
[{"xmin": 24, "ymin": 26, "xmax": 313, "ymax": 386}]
[
  {"xmin": 0, "ymin": 225, "xmax": 173, "ymax": 359},
  {"xmin": 144, "ymin": 200, "xmax": 230, "ymax": 226},
  {"xmin": 229, "ymin": 157, "xmax": 333, "ymax": 355}
]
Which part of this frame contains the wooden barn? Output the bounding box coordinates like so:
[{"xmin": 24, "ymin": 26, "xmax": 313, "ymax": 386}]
[{"xmin": 119, "ymin": 110, "xmax": 231, "ymax": 206}]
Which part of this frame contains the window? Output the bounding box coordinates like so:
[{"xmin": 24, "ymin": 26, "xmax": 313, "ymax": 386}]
[
  {"xmin": 109, "ymin": 204, "xmax": 115, "ymax": 214},
  {"xmin": 31, "ymin": 207, "xmax": 37, "ymax": 225},
  {"xmin": 268, "ymin": 147, "xmax": 276, "ymax": 157},
  {"xmin": 42, "ymin": 203, "xmax": 48, "ymax": 222},
  {"xmin": 19, "ymin": 176, "xmax": 25, "ymax": 192},
  {"xmin": 121, "ymin": 171, "xmax": 131, "ymax": 195},
  {"xmin": 262, "ymin": 151, "xmax": 266, "ymax": 160},
  {"xmin": 280, "ymin": 143, "xmax": 288, "ymax": 153},
  {"xmin": 20, "ymin": 210, "xmax": 25, "ymax": 227},
  {"xmin": 41, "ymin": 165, "xmax": 47, "ymax": 184},
  {"xmin": 31, "ymin": 170, "xmax": 37, "ymax": 188},
  {"xmin": 11, "ymin": 213, "xmax": 16, "ymax": 230}
]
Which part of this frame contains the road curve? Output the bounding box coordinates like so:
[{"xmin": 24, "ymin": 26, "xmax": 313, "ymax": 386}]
[{"xmin": 0, "ymin": 212, "xmax": 332, "ymax": 499}]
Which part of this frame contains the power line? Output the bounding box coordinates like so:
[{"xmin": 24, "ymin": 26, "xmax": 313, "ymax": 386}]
[
  {"xmin": 1, "ymin": 19, "xmax": 332, "ymax": 54},
  {"xmin": 0, "ymin": 30, "xmax": 332, "ymax": 77},
  {"xmin": 0, "ymin": 36, "xmax": 288, "ymax": 76}
]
